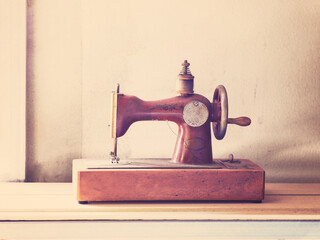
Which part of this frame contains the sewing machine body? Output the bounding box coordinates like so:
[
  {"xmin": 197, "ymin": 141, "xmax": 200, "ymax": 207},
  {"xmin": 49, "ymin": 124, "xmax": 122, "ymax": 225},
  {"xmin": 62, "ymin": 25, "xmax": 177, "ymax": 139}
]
[
  {"xmin": 74, "ymin": 61, "xmax": 265, "ymax": 203},
  {"xmin": 116, "ymin": 93, "xmax": 214, "ymax": 164}
]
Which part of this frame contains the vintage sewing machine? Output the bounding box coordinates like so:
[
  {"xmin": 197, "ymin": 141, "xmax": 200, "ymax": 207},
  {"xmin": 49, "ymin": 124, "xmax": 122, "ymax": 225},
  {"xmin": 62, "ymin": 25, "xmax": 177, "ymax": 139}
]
[{"xmin": 73, "ymin": 60, "xmax": 265, "ymax": 203}]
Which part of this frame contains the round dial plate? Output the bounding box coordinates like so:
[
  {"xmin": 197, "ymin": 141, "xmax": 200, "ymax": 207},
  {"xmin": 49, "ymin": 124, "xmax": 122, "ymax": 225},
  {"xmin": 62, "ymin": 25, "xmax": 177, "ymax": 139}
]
[{"xmin": 183, "ymin": 100, "xmax": 209, "ymax": 127}]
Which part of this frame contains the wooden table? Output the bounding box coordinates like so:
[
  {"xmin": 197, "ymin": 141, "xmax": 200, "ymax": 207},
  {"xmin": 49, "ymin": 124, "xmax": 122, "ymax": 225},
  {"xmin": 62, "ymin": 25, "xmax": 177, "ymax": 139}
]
[{"xmin": 0, "ymin": 183, "xmax": 319, "ymax": 239}]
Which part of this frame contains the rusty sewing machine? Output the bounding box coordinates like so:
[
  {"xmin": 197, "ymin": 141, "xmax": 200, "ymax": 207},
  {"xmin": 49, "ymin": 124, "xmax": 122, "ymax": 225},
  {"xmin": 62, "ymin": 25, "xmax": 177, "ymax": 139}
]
[{"xmin": 74, "ymin": 60, "xmax": 265, "ymax": 203}]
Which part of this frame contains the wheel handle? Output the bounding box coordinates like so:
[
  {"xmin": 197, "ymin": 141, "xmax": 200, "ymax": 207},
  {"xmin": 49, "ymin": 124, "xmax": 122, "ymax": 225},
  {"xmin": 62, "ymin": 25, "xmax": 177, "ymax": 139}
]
[{"xmin": 212, "ymin": 85, "xmax": 251, "ymax": 140}]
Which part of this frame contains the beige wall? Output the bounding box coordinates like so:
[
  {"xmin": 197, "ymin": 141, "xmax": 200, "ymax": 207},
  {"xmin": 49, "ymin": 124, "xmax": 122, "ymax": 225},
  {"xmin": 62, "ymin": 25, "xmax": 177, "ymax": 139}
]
[
  {"xmin": 26, "ymin": 0, "xmax": 82, "ymax": 181},
  {"xmin": 26, "ymin": 0, "xmax": 320, "ymax": 182},
  {"xmin": 0, "ymin": 0, "xmax": 25, "ymax": 181}
]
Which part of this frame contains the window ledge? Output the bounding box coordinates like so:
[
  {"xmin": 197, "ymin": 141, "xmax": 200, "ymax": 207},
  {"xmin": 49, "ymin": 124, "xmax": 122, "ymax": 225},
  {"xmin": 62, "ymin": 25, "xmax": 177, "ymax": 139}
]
[{"xmin": 0, "ymin": 183, "xmax": 319, "ymax": 221}]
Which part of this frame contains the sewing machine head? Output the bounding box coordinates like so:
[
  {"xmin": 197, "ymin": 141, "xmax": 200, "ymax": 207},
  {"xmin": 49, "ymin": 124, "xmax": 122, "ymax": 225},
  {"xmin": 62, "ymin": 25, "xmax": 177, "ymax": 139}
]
[{"xmin": 111, "ymin": 60, "xmax": 251, "ymax": 165}]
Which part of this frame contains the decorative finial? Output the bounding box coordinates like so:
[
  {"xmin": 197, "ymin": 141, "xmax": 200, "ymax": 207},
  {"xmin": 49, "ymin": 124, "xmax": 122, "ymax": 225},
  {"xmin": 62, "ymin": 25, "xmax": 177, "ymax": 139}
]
[
  {"xmin": 177, "ymin": 60, "xmax": 194, "ymax": 95},
  {"xmin": 182, "ymin": 60, "xmax": 190, "ymax": 67},
  {"xmin": 180, "ymin": 60, "xmax": 192, "ymax": 76}
]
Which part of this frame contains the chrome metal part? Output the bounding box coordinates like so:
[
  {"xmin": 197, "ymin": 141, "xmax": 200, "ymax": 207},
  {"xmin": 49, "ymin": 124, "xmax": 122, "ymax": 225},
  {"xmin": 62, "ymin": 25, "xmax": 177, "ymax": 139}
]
[
  {"xmin": 176, "ymin": 60, "xmax": 194, "ymax": 95},
  {"xmin": 228, "ymin": 153, "xmax": 234, "ymax": 162},
  {"xmin": 183, "ymin": 100, "xmax": 209, "ymax": 127},
  {"xmin": 110, "ymin": 83, "xmax": 120, "ymax": 163}
]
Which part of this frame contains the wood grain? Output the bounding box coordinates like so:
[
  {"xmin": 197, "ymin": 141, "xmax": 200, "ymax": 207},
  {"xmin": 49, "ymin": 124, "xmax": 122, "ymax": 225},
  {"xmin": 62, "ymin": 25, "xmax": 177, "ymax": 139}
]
[
  {"xmin": 0, "ymin": 182, "xmax": 320, "ymax": 220},
  {"xmin": 76, "ymin": 159, "xmax": 265, "ymax": 202}
]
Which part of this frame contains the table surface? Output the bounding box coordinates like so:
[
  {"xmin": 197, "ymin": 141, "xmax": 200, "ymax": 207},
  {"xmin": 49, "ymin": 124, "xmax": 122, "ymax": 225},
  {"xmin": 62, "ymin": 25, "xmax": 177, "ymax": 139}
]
[{"xmin": 0, "ymin": 182, "xmax": 319, "ymax": 221}]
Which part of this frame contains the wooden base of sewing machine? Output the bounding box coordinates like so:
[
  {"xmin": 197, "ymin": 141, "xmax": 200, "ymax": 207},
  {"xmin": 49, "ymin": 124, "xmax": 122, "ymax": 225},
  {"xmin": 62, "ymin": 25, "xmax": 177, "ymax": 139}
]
[{"xmin": 73, "ymin": 159, "xmax": 265, "ymax": 203}]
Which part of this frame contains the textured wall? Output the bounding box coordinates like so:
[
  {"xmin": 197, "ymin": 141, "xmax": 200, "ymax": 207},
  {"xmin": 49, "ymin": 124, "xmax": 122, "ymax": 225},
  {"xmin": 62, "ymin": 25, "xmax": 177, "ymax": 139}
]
[
  {"xmin": 0, "ymin": 0, "xmax": 25, "ymax": 181},
  {"xmin": 27, "ymin": 0, "xmax": 320, "ymax": 182},
  {"xmin": 26, "ymin": 0, "xmax": 82, "ymax": 181}
]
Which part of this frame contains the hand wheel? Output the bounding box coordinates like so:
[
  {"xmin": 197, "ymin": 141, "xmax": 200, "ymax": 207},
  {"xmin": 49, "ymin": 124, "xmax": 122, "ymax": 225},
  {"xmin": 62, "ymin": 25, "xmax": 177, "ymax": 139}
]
[{"xmin": 212, "ymin": 85, "xmax": 251, "ymax": 140}]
